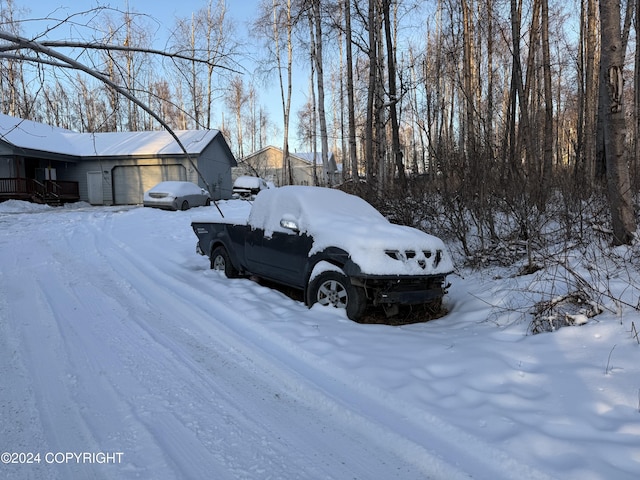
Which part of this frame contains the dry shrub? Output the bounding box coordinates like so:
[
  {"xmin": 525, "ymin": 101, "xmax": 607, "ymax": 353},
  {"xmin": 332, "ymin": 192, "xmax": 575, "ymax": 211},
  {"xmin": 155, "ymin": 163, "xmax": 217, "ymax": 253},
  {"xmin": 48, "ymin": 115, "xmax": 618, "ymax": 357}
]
[{"xmin": 529, "ymin": 291, "xmax": 603, "ymax": 334}]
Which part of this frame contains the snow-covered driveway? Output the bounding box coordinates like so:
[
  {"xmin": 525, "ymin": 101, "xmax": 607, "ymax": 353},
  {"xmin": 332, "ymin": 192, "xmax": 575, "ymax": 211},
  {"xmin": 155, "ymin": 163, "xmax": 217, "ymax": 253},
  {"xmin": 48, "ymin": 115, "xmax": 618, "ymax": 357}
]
[{"xmin": 1, "ymin": 201, "xmax": 638, "ymax": 479}]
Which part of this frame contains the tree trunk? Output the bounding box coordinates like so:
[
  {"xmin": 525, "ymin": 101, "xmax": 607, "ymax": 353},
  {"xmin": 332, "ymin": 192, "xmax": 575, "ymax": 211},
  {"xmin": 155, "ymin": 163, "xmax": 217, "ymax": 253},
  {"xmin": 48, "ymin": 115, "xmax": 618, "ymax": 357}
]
[
  {"xmin": 312, "ymin": 0, "xmax": 331, "ymax": 186},
  {"xmin": 365, "ymin": 0, "xmax": 376, "ymax": 185},
  {"xmin": 461, "ymin": 0, "xmax": 475, "ymax": 164},
  {"xmin": 190, "ymin": 14, "xmax": 200, "ymax": 128},
  {"xmin": 636, "ymin": 0, "xmax": 640, "ymax": 184},
  {"xmin": 541, "ymin": 0, "xmax": 553, "ymax": 195},
  {"xmin": 272, "ymin": 0, "xmax": 293, "ymax": 185},
  {"xmin": 344, "ymin": 0, "xmax": 358, "ymax": 183},
  {"xmin": 486, "ymin": 0, "xmax": 494, "ymax": 157},
  {"xmin": 584, "ymin": 0, "xmax": 598, "ymax": 181},
  {"xmin": 382, "ymin": 0, "xmax": 405, "ymax": 185},
  {"xmin": 599, "ymin": 0, "xmax": 637, "ymax": 245},
  {"xmin": 307, "ymin": 12, "xmax": 318, "ymax": 186},
  {"xmin": 507, "ymin": 0, "xmax": 525, "ymax": 179}
]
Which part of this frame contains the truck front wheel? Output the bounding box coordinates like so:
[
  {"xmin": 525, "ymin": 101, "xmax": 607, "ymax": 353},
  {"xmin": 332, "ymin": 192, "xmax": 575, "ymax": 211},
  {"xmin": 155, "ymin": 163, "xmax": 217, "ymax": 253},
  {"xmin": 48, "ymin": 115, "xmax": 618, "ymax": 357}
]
[
  {"xmin": 210, "ymin": 246, "xmax": 239, "ymax": 278},
  {"xmin": 308, "ymin": 271, "xmax": 366, "ymax": 321}
]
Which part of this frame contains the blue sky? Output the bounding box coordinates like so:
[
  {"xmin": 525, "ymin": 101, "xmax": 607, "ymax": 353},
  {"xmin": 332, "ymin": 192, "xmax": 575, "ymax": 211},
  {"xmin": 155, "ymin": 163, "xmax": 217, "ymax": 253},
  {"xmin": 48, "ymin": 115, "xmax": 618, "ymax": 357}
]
[
  {"xmin": 13, "ymin": 0, "xmax": 303, "ymax": 150},
  {"xmin": 24, "ymin": 0, "xmax": 256, "ymax": 32}
]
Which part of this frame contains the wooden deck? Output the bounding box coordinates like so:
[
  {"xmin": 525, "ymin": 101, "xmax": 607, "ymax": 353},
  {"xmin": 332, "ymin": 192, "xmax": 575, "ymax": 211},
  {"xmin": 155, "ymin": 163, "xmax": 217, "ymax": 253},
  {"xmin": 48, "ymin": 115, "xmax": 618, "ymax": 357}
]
[{"xmin": 0, "ymin": 178, "xmax": 80, "ymax": 205}]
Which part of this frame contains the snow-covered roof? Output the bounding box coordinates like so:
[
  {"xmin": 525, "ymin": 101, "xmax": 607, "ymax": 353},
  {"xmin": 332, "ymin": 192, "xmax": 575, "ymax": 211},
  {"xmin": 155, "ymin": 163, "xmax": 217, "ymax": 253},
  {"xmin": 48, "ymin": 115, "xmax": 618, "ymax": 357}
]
[
  {"xmin": 0, "ymin": 113, "xmax": 220, "ymax": 158},
  {"xmin": 292, "ymin": 152, "xmax": 339, "ymax": 171}
]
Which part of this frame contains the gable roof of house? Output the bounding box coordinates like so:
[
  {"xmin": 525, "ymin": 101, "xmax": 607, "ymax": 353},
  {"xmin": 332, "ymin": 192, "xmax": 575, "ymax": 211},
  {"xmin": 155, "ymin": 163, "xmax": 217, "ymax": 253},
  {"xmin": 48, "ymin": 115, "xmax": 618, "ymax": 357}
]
[
  {"xmin": 242, "ymin": 145, "xmax": 337, "ymax": 170},
  {"xmin": 293, "ymin": 151, "xmax": 335, "ymax": 166},
  {"xmin": 0, "ymin": 113, "xmax": 225, "ymax": 159}
]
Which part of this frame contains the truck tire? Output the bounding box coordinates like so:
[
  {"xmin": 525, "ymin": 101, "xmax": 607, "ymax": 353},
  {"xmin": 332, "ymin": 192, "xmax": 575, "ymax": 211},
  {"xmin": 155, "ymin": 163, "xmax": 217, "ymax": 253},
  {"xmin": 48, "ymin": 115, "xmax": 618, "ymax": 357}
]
[
  {"xmin": 210, "ymin": 246, "xmax": 239, "ymax": 278},
  {"xmin": 308, "ymin": 271, "xmax": 366, "ymax": 321}
]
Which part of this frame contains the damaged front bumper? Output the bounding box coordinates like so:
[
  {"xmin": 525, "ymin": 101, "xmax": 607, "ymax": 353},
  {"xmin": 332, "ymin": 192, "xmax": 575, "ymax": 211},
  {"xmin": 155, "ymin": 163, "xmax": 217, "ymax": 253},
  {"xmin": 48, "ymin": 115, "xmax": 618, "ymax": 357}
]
[{"xmin": 354, "ymin": 275, "xmax": 450, "ymax": 306}]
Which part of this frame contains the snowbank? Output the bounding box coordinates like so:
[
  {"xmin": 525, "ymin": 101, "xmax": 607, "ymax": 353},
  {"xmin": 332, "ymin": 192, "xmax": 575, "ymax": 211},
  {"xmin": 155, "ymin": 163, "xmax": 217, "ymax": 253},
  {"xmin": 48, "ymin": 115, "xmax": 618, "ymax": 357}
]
[{"xmin": 0, "ymin": 200, "xmax": 638, "ymax": 479}]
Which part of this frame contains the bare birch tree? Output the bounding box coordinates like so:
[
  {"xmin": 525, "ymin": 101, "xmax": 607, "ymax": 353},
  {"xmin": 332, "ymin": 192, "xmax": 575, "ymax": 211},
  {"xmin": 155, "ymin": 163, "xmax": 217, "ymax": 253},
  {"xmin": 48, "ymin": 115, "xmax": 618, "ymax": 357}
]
[
  {"xmin": 0, "ymin": 0, "xmax": 30, "ymax": 118},
  {"xmin": 583, "ymin": 0, "xmax": 599, "ymax": 180},
  {"xmin": 636, "ymin": 0, "xmax": 640, "ymax": 185},
  {"xmin": 311, "ymin": 0, "xmax": 331, "ymax": 185},
  {"xmin": 599, "ymin": 0, "xmax": 636, "ymax": 245},
  {"xmin": 343, "ymin": 0, "xmax": 359, "ymax": 182},
  {"xmin": 171, "ymin": 0, "xmax": 235, "ymax": 129},
  {"xmin": 540, "ymin": 0, "xmax": 554, "ymax": 195},
  {"xmin": 364, "ymin": 0, "xmax": 378, "ymax": 185},
  {"xmin": 226, "ymin": 75, "xmax": 248, "ymax": 158},
  {"xmin": 382, "ymin": 0, "xmax": 405, "ymax": 186},
  {"xmin": 254, "ymin": 0, "xmax": 295, "ymax": 185}
]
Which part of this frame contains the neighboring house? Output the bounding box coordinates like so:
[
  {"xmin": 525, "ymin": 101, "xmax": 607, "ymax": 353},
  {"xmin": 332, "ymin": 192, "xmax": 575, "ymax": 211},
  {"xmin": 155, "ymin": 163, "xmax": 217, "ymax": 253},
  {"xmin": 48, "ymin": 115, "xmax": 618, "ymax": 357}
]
[
  {"xmin": 0, "ymin": 113, "xmax": 236, "ymax": 205},
  {"xmin": 236, "ymin": 145, "xmax": 340, "ymax": 187}
]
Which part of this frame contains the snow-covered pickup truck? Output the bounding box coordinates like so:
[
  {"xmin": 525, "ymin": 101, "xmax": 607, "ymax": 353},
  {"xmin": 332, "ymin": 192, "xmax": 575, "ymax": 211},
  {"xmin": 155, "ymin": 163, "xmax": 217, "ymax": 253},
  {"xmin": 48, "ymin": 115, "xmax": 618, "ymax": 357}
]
[{"xmin": 192, "ymin": 186, "xmax": 453, "ymax": 321}]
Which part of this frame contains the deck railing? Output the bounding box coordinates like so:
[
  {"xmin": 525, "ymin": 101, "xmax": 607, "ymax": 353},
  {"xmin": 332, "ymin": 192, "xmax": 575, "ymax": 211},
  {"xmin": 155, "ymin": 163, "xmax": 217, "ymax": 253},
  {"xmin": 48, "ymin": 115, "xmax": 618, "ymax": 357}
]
[
  {"xmin": 0, "ymin": 178, "xmax": 30, "ymax": 196},
  {"xmin": 0, "ymin": 178, "xmax": 80, "ymax": 203}
]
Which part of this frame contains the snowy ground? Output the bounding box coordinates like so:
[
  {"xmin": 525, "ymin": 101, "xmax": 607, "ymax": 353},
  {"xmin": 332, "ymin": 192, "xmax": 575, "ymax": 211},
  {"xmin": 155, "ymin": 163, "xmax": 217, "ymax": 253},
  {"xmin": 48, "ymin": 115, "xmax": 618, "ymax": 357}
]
[{"xmin": 0, "ymin": 199, "xmax": 638, "ymax": 480}]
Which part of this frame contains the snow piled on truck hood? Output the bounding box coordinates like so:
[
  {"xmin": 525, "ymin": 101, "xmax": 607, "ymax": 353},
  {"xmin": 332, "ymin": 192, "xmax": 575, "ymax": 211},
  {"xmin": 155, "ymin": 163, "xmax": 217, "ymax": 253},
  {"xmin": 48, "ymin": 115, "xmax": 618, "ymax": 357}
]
[{"xmin": 247, "ymin": 186, "xmax": 454, "ymax": 275}]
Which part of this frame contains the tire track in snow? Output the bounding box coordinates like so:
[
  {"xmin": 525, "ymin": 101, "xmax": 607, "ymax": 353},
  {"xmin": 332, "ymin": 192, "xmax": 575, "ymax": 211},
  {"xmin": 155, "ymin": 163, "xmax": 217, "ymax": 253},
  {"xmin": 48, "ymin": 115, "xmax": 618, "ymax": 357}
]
[
  {"xmin": 87, "ymin": 212, "xmax": 445, "ymax": 479},
  {"xmin": 0, "ymin": 246, "xmax": 59, "ymax": 480},
  {"xmin": 2, "ymin": 207, "xmax": 554, "ymax": 479},
  {"xmin": 39, "ymin": 215, "xmax": 252, "ymax": 479},
  {"xmin": 83, "ymin": 209, "xmax": 554, "ymax": 480},
  {"xmin": 2, "ymin": 217, "xmax": 189, "ymax": 479},
  {"xmin": 15, "ymin": 210, "xmax": 435, "ymax": 479},
  {"xmin": 2, "ymin": 210, "xmax": 237, "ymax": 479}
]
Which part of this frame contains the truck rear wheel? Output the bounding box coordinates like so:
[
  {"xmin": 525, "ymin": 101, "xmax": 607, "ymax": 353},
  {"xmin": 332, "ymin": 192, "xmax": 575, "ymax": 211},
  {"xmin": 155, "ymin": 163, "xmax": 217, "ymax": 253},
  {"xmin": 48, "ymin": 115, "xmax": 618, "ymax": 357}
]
[
  {"xmin": 211, "ymin": 246, "xmax": 239, "ymax": 278},
  {"xmin": 308, "ymin": 271, "xmax": 366, "ymax": 321}
]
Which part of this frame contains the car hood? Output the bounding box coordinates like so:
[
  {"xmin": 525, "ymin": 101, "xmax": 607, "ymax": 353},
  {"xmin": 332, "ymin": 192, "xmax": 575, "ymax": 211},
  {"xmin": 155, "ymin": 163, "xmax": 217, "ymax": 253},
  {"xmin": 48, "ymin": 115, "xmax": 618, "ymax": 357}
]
[{"xmin": 309, "ymin": 219, "xmax": 454, "ymax": 276}]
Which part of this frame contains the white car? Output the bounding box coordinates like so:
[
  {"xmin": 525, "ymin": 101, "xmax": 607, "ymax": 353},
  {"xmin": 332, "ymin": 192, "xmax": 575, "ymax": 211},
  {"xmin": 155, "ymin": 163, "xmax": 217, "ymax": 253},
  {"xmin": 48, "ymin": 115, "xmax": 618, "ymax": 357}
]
[
  {"xmin": 143, "ymin": 181, "xmax": 211, "ymax": 211},
  {"xmin": 232, "ymin": 176, "xmax": 269, "ymax": 199}
]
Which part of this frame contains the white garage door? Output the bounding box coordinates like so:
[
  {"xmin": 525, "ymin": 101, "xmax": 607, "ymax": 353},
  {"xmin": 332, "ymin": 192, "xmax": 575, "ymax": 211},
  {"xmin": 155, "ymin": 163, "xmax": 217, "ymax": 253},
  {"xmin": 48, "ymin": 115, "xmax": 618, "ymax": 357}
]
[{"xmin": 112, "ymin": 165, "xmax": 186, "ymax": 204}]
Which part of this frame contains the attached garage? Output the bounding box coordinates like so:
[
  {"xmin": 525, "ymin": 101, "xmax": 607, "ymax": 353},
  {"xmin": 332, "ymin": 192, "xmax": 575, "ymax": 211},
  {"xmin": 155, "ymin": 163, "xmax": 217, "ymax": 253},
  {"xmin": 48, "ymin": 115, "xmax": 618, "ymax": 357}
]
[
  {"xmin": 0, "ymin": 113, "xmax": 237, "ymax": 205},
  {"xmin": 112, "ymin": 164, "xmax": 186, "ymax": 205}
]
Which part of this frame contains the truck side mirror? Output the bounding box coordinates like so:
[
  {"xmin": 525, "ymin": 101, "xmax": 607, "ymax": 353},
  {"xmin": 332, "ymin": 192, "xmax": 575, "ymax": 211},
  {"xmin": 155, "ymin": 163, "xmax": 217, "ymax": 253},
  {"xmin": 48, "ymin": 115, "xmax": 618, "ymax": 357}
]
[{"xmin": 280, "ymin": 218, "xmax": 299, "ymax": 232}]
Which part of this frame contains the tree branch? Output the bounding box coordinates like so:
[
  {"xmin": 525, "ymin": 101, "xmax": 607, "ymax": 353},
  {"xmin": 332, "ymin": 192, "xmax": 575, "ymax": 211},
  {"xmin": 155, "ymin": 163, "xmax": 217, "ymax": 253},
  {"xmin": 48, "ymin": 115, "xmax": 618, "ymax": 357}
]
[{"xmin": 0, "ymin": 29, "xmax": 225, "ymax": 217}]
